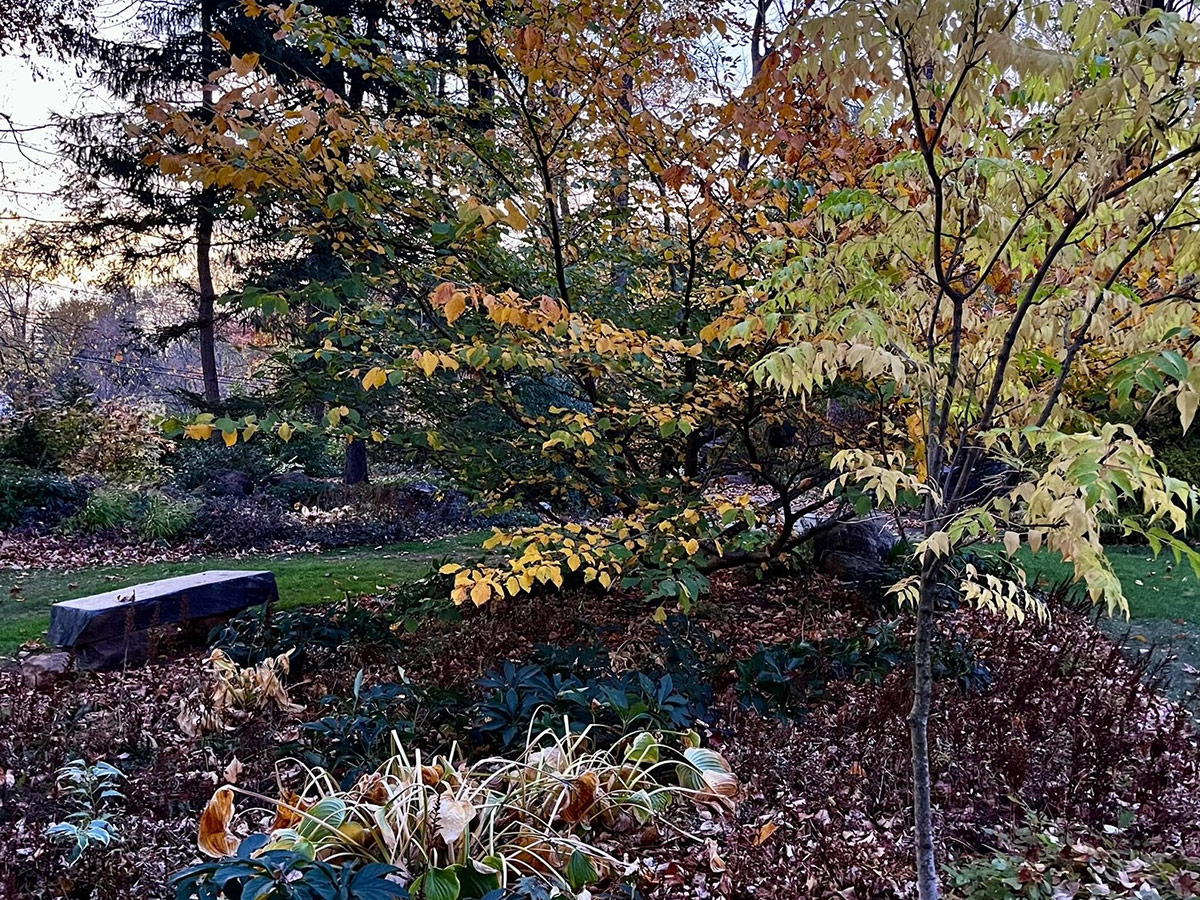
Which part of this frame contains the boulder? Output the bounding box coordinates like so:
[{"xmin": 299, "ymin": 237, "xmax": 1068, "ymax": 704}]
[
  {"xmin": 20, "ymin": 651, "xmax": 72, "ymax": 689},
  {"xmin": 812, "ymin": 516, "xmax": 900, "ymax": 582},
  {"xmin": 274, "ymin": 471, "xmax": 310, "ymax": 486},
  {"xmin": 213, "ymin": 469, "xmax": 253, "ymax": 497},
  {"xmin": 48, "ymin": 570, "xmax": 278, "ymax": 670}
]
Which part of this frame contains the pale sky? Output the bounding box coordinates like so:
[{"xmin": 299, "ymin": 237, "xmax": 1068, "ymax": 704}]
[{"xmin": 0, "ymin": 2, "xmax": 137, "ymax": 226}]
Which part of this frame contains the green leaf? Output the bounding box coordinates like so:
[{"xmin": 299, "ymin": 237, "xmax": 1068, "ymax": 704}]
[
  {"xmin": 415, "ymin": 866, "xmax": 460, "ymax": 900},
  {"xmin": 452, "ymin": 859, "xmax": 500, "ymax": 899},
  {"xmin": 565, "ymin": 849, "xmax": 599, "ymax": 892}
]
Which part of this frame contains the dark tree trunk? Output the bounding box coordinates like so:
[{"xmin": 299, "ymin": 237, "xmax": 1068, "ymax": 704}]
[
  {"xmin": 910, "ymin": 549, "xmax": 941, "ymax": 900},
  {"xmin": 466, "ymin": 35, "xmax": 493, "ymax": 132},
  {"xmin": 196, "ymin": 195, "xmax": 220, "ymax": 405},
  {"xmin": 344, "ymin": 437, "xmax": 368, "ymax": 485},
  {"xmin": 196, "ymin": 0, "xmax": 220, "ymax": 405}
]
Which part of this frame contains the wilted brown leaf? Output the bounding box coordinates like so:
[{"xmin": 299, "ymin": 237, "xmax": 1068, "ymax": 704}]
[
  {"xmin": 198, "ymin": 787, "xmax": 240, "ymax": 857},
  {"xmin": 754, "ymin": 821, "xmax": 779, "ymax": 846},
  {"xmin": 561, "ymin": 771, "xmax": 600, "ymax": 824}
]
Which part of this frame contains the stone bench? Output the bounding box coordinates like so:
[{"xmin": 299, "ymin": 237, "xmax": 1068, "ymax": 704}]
[{"xmin": 48, "ymin": 570, "xmax": 278, "ymax": 670}]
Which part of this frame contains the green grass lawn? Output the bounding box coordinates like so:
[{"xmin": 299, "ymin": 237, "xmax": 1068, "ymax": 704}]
[
  {"xmin": 1005, "ymin": 544, "xmax": 1200, "ymax": 622},
  {"xmin": 985, "ymin": 544, "xmax": 1200, "ymax": 698},
  {"xmin": 0, "ymin": 532, "xmax": 486, "ymax": 656}
]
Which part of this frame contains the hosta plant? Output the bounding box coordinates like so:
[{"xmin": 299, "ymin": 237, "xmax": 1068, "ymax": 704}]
[
  {"xmin": 172, "ymin": 837, "xmax": 409, "ymax": 900},
  {"xmin": 177, "ymin": 648, "xmax": 305, "ymax": 737},
  {"xmin": 185, "ymin": 725, "xmax": 737, "ymax": 899}
]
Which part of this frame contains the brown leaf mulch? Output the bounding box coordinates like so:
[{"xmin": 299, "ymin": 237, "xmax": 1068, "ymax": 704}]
[{"xmin": 1, "ymin": 572, "xmax": 1197, "ymax": 899}]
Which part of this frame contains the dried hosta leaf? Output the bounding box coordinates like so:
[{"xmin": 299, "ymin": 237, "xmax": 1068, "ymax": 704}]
[
  {"xmin": 355, "ymin": 773, "xmax": 391, "ymax": 805},
  {"xmin": 223, "ymin": 757, "xmax": 244, "ymax": 785},
  {"xmin": 562, "ymin": 772, "xmax": 600, "ymax": 824},
  {"xmin": 705, "ymin": 838, "xmax": 726, "ymax": 873},
  {"xmin": 270, "ymin": 790, "xmax": 308, "ymax": 832},
  {"xmin": 198, "ymin": 786, "xmax": 240, "ymax": 857},
  {"xmin": 420, "ymin": 764, "xmax": 444, "ymax": 786},
  {"xmin": 436, "ymin": 794, "xmax": 476, "ymax": 846},
  {"xmin": 176, "ymin": 704, "xmax": 201, "ymax": 739},
  {"xmin": 527, "ymin": 746, "xmax": 566, "ymax": 773}
]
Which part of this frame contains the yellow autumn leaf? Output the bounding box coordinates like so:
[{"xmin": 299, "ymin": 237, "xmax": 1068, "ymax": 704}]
[
  {"xmin": 419, "ymin": 352, "xmax": 439, "ymax": 377},
  {"xmin": 222, "ymin": 429, "xmax": 237, "ymax": 447},
  {"xmin": 470, "ymin": 580, "xmax": 491, "ymax": 606},
  {"xmin": 184, "ymin": 423, "xmax": 214, "ymax": 440},
  {"xmin": 362, "ymin": 366, "xmax": 388, "ymax": 390},
  {"xmin": 278, "ymin": 422, "xmax": 294, "ymax": 442},
  {"xmin": 444, "ymin": 291, "xmax": 467, "ymax": 325},
  {"xmin": 231, "ymin": 52, "xmax": 260, "ymax": 76}
]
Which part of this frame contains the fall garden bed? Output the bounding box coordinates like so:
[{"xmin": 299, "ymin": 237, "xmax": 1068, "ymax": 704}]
[{"xmin": 1, "ymin": 569, "xmax": 1198, "ymax": 899}]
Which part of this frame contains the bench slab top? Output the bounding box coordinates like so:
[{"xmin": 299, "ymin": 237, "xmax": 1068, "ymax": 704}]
[{"xmin": 48, "ymin": 569, "xmax": 278, "ymax": 648}]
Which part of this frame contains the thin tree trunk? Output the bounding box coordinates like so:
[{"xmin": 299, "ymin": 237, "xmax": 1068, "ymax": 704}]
[
  {"xmin": 197, "ymin": 196, "xmax": 220, "ymax": 404},
  {"xmin": 465, "ymin": 3, "xmax": 494, "ymax": 134},
  {"xmin": 910, "ymin": 550, "xmax": 941, "ymax": 900},
  {"xmin": 344, "ymin": 437, "xmax": 368, "ymax": 485},
  {"xmin": 196, "ymin": 0, "xmax": 220, "ymax": 405}
]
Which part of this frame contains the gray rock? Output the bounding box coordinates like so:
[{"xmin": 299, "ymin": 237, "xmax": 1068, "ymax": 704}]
[
  {"xmin": 274, "ymin": 470, "xmax": 310, "ymax": 486},
  {"xmin": 48, "ymin": 570, "xmax": 278, "ymax": 670},
  {"xmin": 20, "ymin": 651, "xmax": 72, "ymax": 689},
  {"xmin": 214, "ymin": 470, "xmax": 253, "ymax": 497},
  {"xmin": 812, "ymin": 516, "xmax": 899, "ymax": 582}
]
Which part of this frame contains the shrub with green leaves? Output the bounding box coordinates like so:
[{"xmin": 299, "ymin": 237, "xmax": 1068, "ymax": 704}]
[
  {"xmin": 44, "ymin": 759, "xmax": 126, "ymax": 866},
  {"xmin": 290, "ymin": 678, "xmax": 469, "ymax": 785},
  {"xmin": 171, "ymin": 838, "xmax": 408, "ymax": 900},
  {"xmin": 68, "ymin": 486, "xmax": 139, "ymax": 533},
  {"xmin": 0, "ymin": 460, "xmax": 84, "ymax": 528},
  {"xmin": 210, "ymin": 599, "xmax": 402, "ymax": 679},
  {"xmin": 735, "ymin": 623, "xmax": 990, "ymax": 718}
]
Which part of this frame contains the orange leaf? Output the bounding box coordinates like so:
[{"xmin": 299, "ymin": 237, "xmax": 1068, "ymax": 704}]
[
  {"xmin": 561, "ymin": 772, "xmax": 600, "ymax": 824},
  {"xmin": 198, "ymin": 787, "xmax": 240, "ymax": 857},
  {"xmin": 270, "ymin": 790, "xmax": 309, "ymax": 831},
  {"xmin": 661, "ymin": 164, "xmax": 688, "ymax": 191},
  {"xmin": 232, "ymin": 52, "xmax": 260, "ymax": 77},
  {"xmin": 753, "ymin": 821, "xmax": 778, "ymax": 846},
  {"xmin": 431, "ymin": 281, "xmax": 456, "ymax": 308}
]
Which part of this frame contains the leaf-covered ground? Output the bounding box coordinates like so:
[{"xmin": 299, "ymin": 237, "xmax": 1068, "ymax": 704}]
[{"xmin": 2, "ymin": 570, "xmax": 1198, "ymax": 899}]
